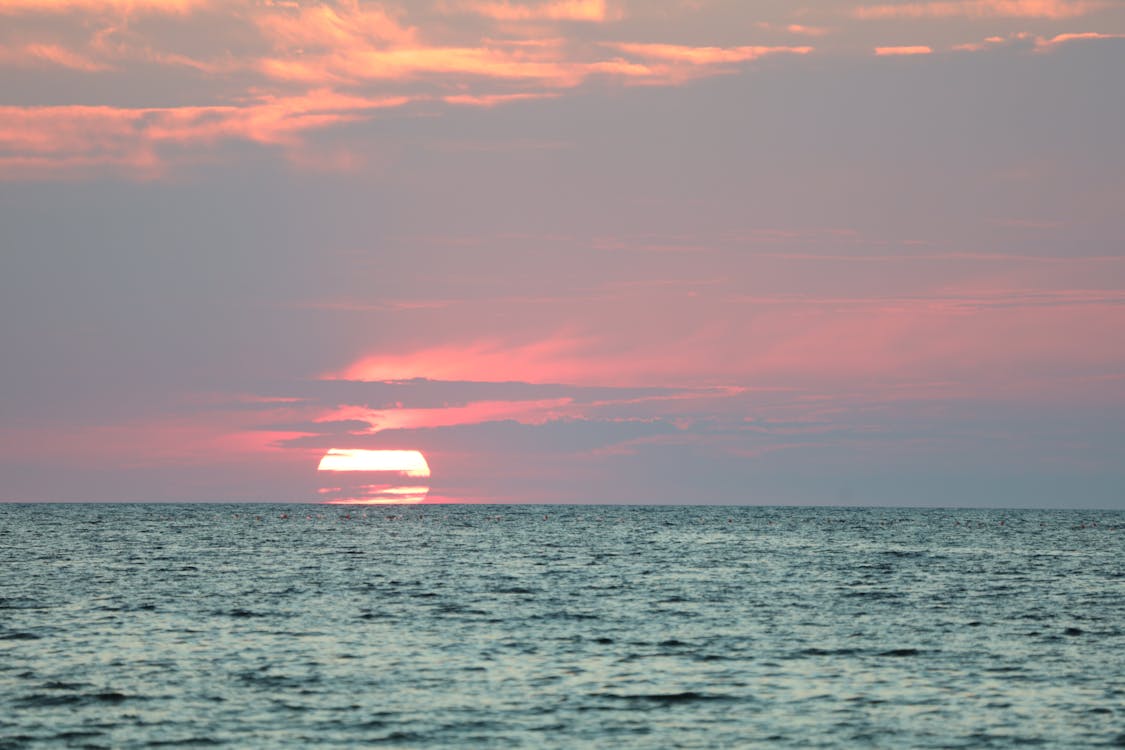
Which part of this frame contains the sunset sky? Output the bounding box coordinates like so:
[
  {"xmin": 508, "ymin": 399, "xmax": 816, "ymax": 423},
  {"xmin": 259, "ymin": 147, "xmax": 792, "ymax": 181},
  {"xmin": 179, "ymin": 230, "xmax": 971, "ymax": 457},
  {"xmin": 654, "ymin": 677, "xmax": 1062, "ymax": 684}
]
[{"xmin": 1, "ymin": 0, "xmax": 1123, "ymax": 506}]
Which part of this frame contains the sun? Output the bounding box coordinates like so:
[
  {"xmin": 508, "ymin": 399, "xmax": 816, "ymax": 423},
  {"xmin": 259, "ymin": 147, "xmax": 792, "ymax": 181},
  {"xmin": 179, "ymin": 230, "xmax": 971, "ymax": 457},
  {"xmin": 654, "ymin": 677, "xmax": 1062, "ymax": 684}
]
[
  {"xmin": 316, "ymin": 449, "xmax": 431, "ymax": 504},
  {"xmin": 317, "ymin": 449, "xmax": 430, "ymax": 477}
]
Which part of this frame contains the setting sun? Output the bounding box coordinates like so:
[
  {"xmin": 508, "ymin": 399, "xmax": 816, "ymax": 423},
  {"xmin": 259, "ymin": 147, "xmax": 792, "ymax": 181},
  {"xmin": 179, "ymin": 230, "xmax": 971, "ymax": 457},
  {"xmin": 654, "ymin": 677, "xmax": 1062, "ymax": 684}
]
[
  {"xmin": 317, "ymin": 449, "xmax": 431, "ymax": 477},
  {"xmin": 316, "ymin": 449, "xmax": 431, "ymax": 504}
]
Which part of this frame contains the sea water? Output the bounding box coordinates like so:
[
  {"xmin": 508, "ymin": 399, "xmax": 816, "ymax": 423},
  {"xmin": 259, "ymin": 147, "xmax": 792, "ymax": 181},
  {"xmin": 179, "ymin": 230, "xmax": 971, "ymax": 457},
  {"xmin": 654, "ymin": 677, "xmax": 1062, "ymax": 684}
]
[{"xmin": 1, "ymin": 504, "xmax": 1123, "ymax": 748}]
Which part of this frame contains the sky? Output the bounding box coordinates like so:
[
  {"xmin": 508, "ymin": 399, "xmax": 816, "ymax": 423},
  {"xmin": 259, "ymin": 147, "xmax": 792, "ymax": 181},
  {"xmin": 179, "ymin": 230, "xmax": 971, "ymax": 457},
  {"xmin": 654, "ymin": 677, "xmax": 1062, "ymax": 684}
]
[{"xmin": 1, "ymin": 0, "xmax": 1124, "ymax": 507}]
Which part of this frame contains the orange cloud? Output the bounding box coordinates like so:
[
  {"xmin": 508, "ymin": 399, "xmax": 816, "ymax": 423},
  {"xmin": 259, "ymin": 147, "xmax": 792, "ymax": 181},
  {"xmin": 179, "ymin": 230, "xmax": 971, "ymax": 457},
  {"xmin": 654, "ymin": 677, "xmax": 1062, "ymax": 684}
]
[
  {"xmin": 0, "ymin": 90, "xmax": 412, "ymax": 178},
  {"xmin": 1035, "ymin": 31, "xmax": 1125, "ymax": 48},
  {"xmin": 256, "ymin": 2, "xmax": 418, "ymax": 51},
  {"xmin": 259, "ymin": 34, "xmax": 798, "ymax": 90},
  {"xmin": 259, "ymin": 45, "xmax": 586, "ymax": 85},
  {"xmin": 443, "ymin": 91, "xmax": 562, "ymax": 106},
  {"xmin": 0, "ymin": 42, "xmax": 111, "ymax": 70},
  {"xmin": 853, "ymin": 0, "xmax": 1106, "ymax": 19},
  {"xmin": 609, "ymin": 42, "xmax": 813, "ymax": 64},
  {"xmin": 756, "ymin": 21, "xmax": 832, "ymax": 37},
  {"xmin": 253, "ymin": 3, "xmax": 808, "ymax": 89},
  {"xmin": 950, "ymin": 31, "xmax": 1036, "ymax": 51},
  {"xmin": 787, "ymin": 24, "xmax": 831, "ymax": 37},
  {"xmin": 0, "ymin": 34, "xmax": 235, "ymax": 76},
  {"xmin": 252, "ymin": 1, "xmax": 615, "ymax": 93},
  {"xmin": 0, "ymin": 1, "xmax": 841, "ymax": 178},
  {"xmin": 874, "ymin": 45, "xmax": 934, "ymax": 55},
  {"xmin": 17, "ymin": 0, "xmax": 1110, "ymax": 181}
]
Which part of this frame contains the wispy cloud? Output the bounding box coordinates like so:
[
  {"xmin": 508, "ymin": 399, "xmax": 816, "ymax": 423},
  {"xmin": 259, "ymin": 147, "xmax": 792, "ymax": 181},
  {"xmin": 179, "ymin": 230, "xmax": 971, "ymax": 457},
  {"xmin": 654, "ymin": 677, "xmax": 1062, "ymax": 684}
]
[
  {"xmin": 255, "ymin": 2, "xmax": 417, "ymax": 54},
  {"xmin": 2, "ymin": 0, "xmax": 1121, "ymax": 179},
  {"xmin": 454, "ymin": 0, "xmax": 613, "ymax": 22},
  {"xmin": 0, "ymin": 0, "xmax": 208, "ymax": 14},
  {"xmin": 442, "ymin": 91, "xmax": 562, "ymax": 106},
  {"xmin": 0, "ymin": 90, "xmax": 412, "ymax": 178},
  {"xmin": 0, "ymin": 41, "xmax": 111, "ymax": 70},
  {"xmin": 853, "ymin": 0, "xmax": 1106, "ymax": 19},
  {"xmin": 607, "ymin": 42, "xmax": 813, "ymax": 64},
  {"xmin": 786, "ymin": 23, "xmax": 832, "ymax": 37},
  {"xmin": 951, "ymin": 29, "xmax": 1123, "ymax": 50},
  {"xmin": 1035, "ymin": 30, "xmax": 1125, "ymax": 47},
  {"xmin": 756, "ymin": 21, "xmax": 833, "ymax": 37},
  {"xmin": 327, "ymin": 335, "xmax": 600, "ymax": 385}
]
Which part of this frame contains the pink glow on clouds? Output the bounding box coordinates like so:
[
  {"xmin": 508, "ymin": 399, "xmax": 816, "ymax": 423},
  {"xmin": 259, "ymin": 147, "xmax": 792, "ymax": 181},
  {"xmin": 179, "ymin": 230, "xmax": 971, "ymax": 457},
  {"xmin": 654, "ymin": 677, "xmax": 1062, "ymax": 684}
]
[
  {"xmin": 330, "ymin": 335, "xmax": 601, "ymax": 385},
  {"xmin": 312, "ymin": 389, "xmax": 753, "ymax": 444},
  {"xmin": 323, "ymin": 282, "xmax": 1125, "ymax": 397}
]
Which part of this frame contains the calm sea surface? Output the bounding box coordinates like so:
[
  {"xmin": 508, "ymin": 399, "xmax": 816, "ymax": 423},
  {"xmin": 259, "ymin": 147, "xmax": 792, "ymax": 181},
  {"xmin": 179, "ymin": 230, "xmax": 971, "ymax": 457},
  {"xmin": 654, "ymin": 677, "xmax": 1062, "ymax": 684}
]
[{"xmin": 1, "ymin": 504, "xmax": 1123, "ymax": 748}]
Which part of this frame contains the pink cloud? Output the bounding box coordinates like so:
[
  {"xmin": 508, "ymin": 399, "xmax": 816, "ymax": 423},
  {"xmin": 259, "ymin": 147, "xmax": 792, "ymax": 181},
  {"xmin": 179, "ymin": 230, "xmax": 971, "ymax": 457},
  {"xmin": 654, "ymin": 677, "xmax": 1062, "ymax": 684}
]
[
  {"xmin": 725, "ymin": 287, "xmax": 1125, "ymax": 389},
  {"xmin": 853, "ymin": 0, "xmax": 1106, "ymax": 19},
  {"xmin": 327, "ymin": 335, "xmax": 600, "ymax": 385},
  {"xmin": 457, "ymin": 0, "xmax": 612, "ymax": 22},
  {"xmin": 320, "ymin": 398, "xmax": 582, "ymax": 431},
  {"xmin": 0, "ymin": 0, "xmax": 207, "ymax": 14},
  {"xmin": 323, "ymin": 281, "xmax": 1125, "ymax": 397}
]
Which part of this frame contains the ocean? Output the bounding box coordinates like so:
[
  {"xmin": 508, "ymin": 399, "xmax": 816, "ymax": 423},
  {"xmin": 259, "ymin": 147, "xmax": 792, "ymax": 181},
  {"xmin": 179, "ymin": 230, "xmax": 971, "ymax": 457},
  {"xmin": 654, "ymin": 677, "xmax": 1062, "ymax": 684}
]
[{"xmin": 1, "ymin": 504, "xmax": 1122, "ymax": 748}]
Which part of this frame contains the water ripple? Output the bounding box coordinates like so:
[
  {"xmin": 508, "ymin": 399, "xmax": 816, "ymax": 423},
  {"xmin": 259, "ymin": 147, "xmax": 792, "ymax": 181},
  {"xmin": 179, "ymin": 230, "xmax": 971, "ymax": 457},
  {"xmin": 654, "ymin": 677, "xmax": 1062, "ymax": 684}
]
[{"xmin": 1, "ymin": 503, "xmax": 1122, "ymax": 748}]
